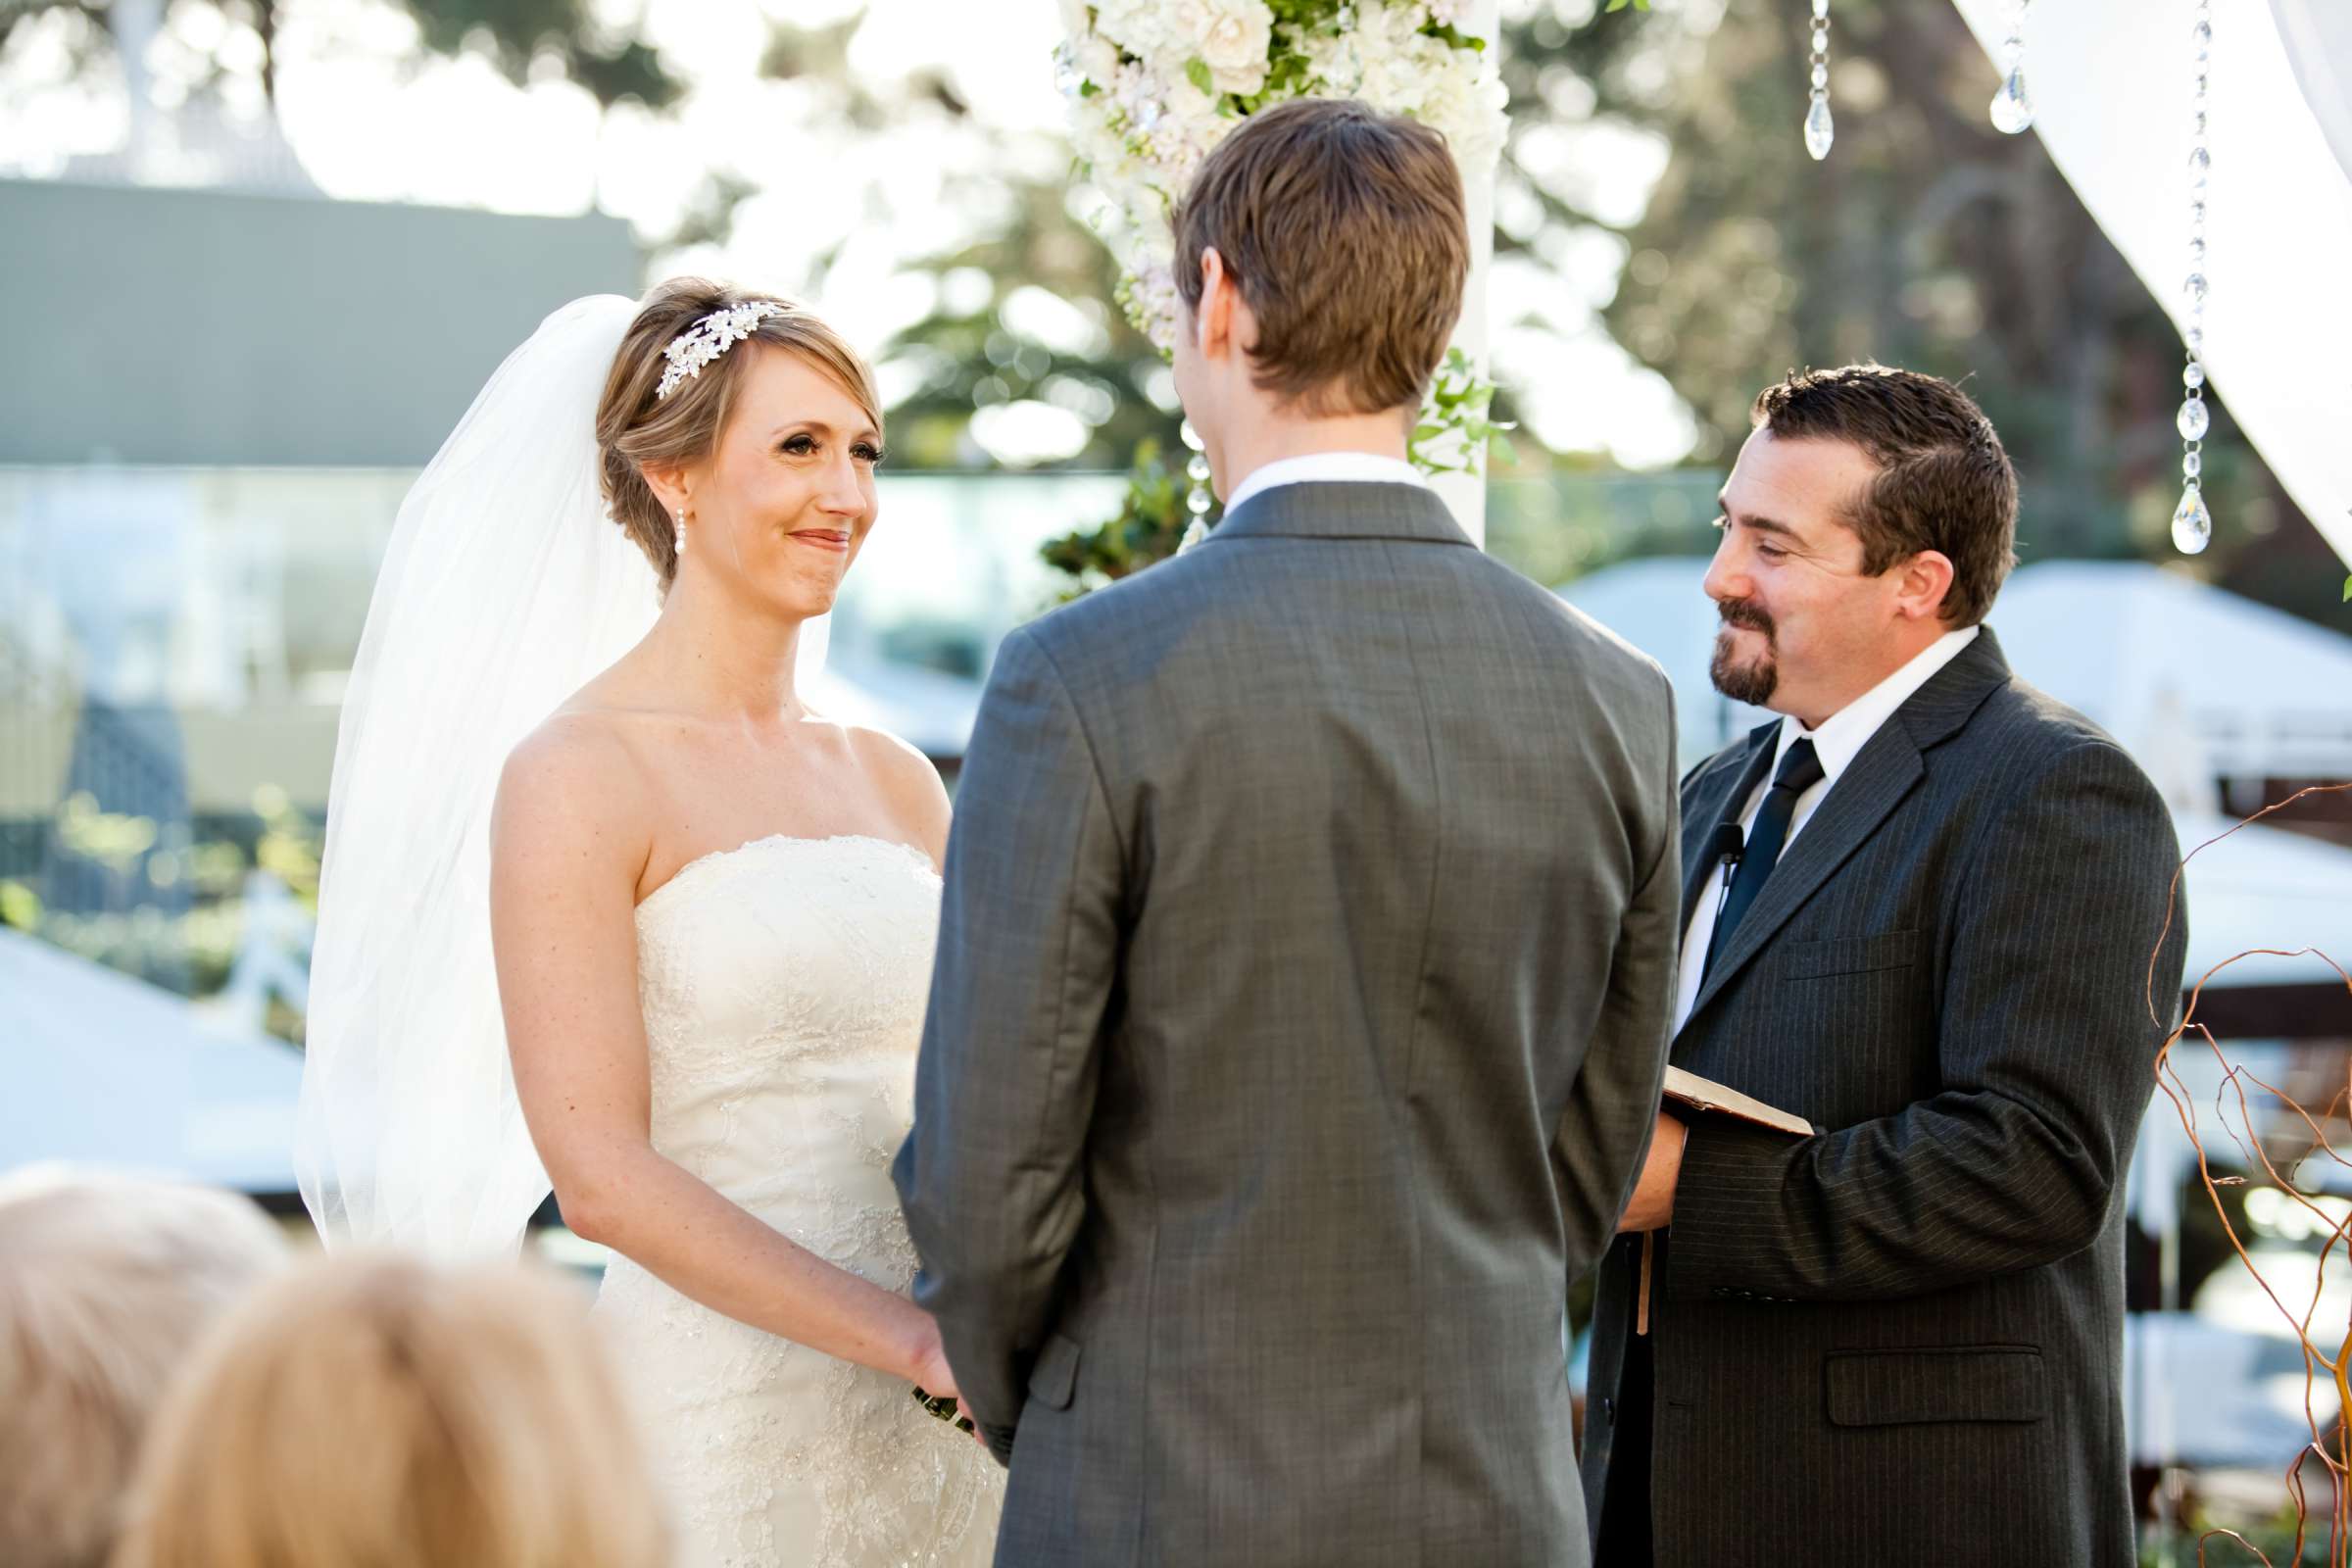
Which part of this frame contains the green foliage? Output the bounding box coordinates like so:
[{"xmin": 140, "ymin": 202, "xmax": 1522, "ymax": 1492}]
[
  {"xmin": 1411, "ymin": 347, "xmax": 1516, "ymax": 477},
  {"xmin": 1035, "ymin": 439, "xmax": 1200, "ymax": 597},
  {"xmin": 1602, "ymin": 0, "xmax": 1651, "ymax": 11},
  {"xmin": 874, "ymin": 180, "xmax": 1184, "ymax": 471},
  {"xmin": 2138, "ymin": 1504, "xmax": 2339, "ymax": 1566},
  {"xmin": 12, "ymin": 800, "xmax": 325, "ymax": 1040}
]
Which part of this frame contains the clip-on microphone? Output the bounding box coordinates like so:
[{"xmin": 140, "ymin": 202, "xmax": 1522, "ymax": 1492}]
[{"xmin": 1702, "ymin": 819, "xmax": 1744, "ymax": 956}]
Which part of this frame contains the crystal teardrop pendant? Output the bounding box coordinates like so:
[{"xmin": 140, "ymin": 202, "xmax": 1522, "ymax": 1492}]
[
  {"xmin": 1990, "ymin": 68, "xmax": 2034, "ymax": 133},
  {"xmin": 2176, "ymin": 398, "xmax": 2210, "ymax": 440},
  {"xmin": 2171, "ymin": 484, "xmax": 2212, "ymax": 555},
  {"xmin": 1804, "ymin": 97, "xmax": 1836, "ymax": 161}
]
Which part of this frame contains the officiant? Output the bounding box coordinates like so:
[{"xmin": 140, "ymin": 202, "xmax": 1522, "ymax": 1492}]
[{"xmin": 1581, "ymin": 365, "xmax": 2188, "ymax": 1566}]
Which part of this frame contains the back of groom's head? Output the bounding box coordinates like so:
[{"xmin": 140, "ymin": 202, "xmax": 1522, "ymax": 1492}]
[{"xmin": 1174, "ymin": 98, "xmax": 1468, "ymax": 418}]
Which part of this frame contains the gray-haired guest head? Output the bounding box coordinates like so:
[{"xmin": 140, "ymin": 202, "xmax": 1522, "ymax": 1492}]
[{"xmin": 0, "ymin": 1166, "xmax": 290, "ymax": 1568}]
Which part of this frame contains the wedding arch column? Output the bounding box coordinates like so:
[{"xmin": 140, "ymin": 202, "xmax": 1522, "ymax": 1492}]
[
  {"xmin": 1432, "ymin": 0, "xmax": 1500, "ymax": 551},
  {"xmin": 1055, "ymin": 2, "xmax": 1510, "ymax": 560}
]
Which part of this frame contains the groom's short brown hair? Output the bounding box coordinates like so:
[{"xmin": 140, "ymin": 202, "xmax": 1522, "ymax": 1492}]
[{"xmin": 1173, "ymin": 98, "xmax": 1468, "ymax": 417}]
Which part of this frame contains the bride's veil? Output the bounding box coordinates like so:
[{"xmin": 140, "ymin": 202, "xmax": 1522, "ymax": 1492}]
[{"xmin": 296, "ymin": 292, "xmax": 830, "ymax": 1255}]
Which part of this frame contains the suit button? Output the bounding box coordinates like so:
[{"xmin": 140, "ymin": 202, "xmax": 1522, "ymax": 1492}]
[{"xmin": 1602, "ymin": 1396, "xmax": 1616, "ymax": 1423}]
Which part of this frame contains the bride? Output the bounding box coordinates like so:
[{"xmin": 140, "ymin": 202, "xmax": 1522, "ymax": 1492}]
[{"xmin": 296, "ymin": 282, "xmax": 1004, "ymax": 1566}]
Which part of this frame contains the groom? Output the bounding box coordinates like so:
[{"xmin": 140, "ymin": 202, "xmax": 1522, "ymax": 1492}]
[{"xmin": 895, "ymin": 98, "xmax": 1680, "ymax": 1565}]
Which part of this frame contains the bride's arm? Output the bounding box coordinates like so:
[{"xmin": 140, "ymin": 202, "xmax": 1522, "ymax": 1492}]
[{"xmin": 489, "ymin": 717, "xmax": 956, "ymax": 1394}]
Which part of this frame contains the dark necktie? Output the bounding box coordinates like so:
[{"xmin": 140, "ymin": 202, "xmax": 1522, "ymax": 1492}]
[{"xmin": 1705, "ymin": 738, "xmax": 1826, "ymax": 977}]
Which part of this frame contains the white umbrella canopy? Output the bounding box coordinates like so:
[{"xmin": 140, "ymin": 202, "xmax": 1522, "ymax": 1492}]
[
  {"xmin": 2, "ymin": 927, "xmax": 305, "ymax": 1196},
  {"xmin": 1994, "ymin": 560, "xmax": 2352, "ymax": 784},
  {"xmin": 1951, "ymin": 0, "xmax": 2352, "ymax": 571},
  {"xmin": 2172, "ymin": 808, "xmax": 2352, "ymax": 994}
]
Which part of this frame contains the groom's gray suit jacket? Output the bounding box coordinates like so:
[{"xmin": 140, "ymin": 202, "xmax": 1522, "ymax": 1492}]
[{"xmin": 894, "ymin": 481, "xmax": 1680, "ymax": 1567}]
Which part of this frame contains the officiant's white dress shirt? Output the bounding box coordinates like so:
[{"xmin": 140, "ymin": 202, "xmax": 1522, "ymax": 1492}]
[
  {"xmin": 1670, "ymin": 624, "xmax": 1980, "ymax": 1035},
  {"xmin": 1222, "ymin": 451, "xmax": 1426, "ymax": 514}
]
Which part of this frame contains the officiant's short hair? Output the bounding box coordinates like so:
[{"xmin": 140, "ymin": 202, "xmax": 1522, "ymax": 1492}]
[
  {"xmin": 1752, "ymin": 364, "xmax": 2020, "ymax": 626},
  {"xmin": 1174, "ymin": 98, "xmax": 1467, "ymax": 418}
]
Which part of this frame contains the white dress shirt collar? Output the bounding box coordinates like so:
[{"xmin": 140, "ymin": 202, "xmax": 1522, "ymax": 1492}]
[
  {"xmin": 1671, "ymin": 623, "xmax": 1981, "ymax": 1035},
  {"xmin": 1222, "ymin": 451, "xmax": 1426, "ymax": 517},
  {"xmin": 1771, "ymin": 624, "xmax": 1982, "ymax": 787}
]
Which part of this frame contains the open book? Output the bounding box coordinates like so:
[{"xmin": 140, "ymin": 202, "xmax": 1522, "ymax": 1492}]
[{"xmin": 1661, "ymin": 1065, "xmax": 1814, "ymax": 1138}]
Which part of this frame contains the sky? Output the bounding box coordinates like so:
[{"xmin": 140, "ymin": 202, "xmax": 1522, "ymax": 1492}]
[{"xmin": 0, "ymin": 0, "xmax": 1698, "ymax": 468}]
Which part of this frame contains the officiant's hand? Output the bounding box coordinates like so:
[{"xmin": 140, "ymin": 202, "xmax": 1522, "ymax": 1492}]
[{"xmin": 1618, "ymin": 1112, "xmax": 1688, "ymax": 1233}]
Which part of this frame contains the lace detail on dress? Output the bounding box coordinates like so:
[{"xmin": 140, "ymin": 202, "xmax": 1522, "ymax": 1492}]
[{"xmin": 592, "ymin": 835, "xmax": 1003, "ymax": 1568}]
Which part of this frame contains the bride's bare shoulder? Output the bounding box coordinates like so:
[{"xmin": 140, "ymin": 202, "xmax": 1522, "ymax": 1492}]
[
  {"xmin": 492, "ymin": 705, "xmax": 660, "ymax": 869},
  {"xmin": 835, "ymin": 721, "xmax": 952, "ymax": 853}
]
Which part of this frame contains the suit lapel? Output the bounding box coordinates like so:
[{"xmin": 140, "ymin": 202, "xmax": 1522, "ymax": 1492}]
[
  {"xmin": 1680, "ymin": 724, "xmax": 1779, "ymax": 930},
  {"xmin": 1678, "ymin": 628, "xmax": 2015, "ymax": 1023},
  {"xmin": 1684, "ymin": 722, "xmax": 1925, "ymax": 1020}
]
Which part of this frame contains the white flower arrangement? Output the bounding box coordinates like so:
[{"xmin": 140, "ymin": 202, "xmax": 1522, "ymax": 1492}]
[{"xmin": 1058, "ymin": 0, "xmax": 1508, "ymax": 477}]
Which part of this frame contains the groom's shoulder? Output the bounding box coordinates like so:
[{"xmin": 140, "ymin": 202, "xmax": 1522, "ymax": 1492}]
[{"xmin": 1012, "ymin": 547, "xmax": 1228, "ymax": 658}]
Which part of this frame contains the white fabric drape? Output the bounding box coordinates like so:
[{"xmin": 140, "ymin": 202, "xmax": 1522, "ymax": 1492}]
[{"xmin": 1951, "ymin": 0, "xmax": 2352, "ymax": 571}]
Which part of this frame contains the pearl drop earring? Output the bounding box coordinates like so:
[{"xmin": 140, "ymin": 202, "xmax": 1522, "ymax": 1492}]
[{"xmin": 674, "ymin": 508, "xmax": 687, "ymax": 556}]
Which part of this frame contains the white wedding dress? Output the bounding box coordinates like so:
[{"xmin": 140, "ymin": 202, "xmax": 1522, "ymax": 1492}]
[{"xmin": 592, "ymin": 832, "xmax": 1004, "ymax": 1567}]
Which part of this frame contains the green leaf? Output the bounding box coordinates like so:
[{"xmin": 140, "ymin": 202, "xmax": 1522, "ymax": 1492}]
[
  {"xmin": 2343, "ymin": 574, "xmax": 2351, "ymax": 602},
  {"xmin": 1186, "ymin": 56, "xmax": 1213, "ymax": 95}
]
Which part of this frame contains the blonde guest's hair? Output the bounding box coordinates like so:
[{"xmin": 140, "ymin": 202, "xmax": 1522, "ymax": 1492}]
[
  {"xmin": 111, "ymin": 1254, "xmax": 668, "ymax": 1568},
  {"xmin": 0, "ymin": 1166, "xmax": 289, "ymax": 1568},
  {"xmin": 596, "ymin": 276, "xmax": 884, "ymax": 591}
]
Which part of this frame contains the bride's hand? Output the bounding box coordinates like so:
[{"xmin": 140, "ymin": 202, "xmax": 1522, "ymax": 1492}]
[
  {"xmin": 904, "ymin": 1313, "xmax": 960, "ymax": 1400},
  {"xmin": 904, "ymin": 1315, "xmax": 989, "ymax": 1448}
]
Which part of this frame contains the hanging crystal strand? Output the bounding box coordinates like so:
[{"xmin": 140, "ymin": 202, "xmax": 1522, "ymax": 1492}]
[
  {"xmin": 1803, "ymin": 0, "xmax": 1834, "ymax": 161},
  {"xmin": 1989, "ymin": 0, "xmax": 2034, "ymax": 133},
  {"xmin": 2173, "ymin": 1, "xmax": 2214, "ymax": 556},
  {"xmin": 1177, "ymin": 418, "xmax": 1214, "ymax": 552}
]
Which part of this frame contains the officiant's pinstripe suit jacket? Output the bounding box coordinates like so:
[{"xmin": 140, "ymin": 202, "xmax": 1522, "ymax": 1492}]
[
  {"xmin": 897, "ymin": 481, "xmax": 1682, "ymax": 1567},
  {"xmin": 1580, "ymin": 628, "xmax": 2187, "ymax": 1567}
]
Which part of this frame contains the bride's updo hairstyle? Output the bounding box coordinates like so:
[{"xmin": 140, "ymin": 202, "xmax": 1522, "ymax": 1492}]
[{"xmin": 595, "ymin": 277, "xmax": 883, "ymax": 590}]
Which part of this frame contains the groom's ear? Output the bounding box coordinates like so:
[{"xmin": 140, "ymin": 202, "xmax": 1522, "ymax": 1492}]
[{"xmin": 1196, "ymin": 247, "xmax": 1238, "ymax": 360}]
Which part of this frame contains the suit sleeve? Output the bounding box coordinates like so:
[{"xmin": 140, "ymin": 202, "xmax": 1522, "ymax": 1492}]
[
  {"xmin": 1664, "ymin": 739, "xmax": 2185, "ymax": 1304},
  {"xmin": 892, "ymin": 625, "xmax": 1124, "ymax": 1461},
  {"xmin": 1556, "ymin": 673, "xmax": 1681, "ymax": 1274}
]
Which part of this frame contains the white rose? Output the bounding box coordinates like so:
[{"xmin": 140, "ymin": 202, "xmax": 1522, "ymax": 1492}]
[
  {"xmin": 1078, "ymin": 35, "xmax": 1120, "ymax": 87},
  {"xmin": 1092, "ymin": 0, "xmax": 1164, "ymax": 63},
  {"xmin": 1294, "ymin": 26, "xmax": 1359, "ymax": 95},
  {"xmin": 1171, "ymin": 0, "xmax": 1274, "ymax": 95}
]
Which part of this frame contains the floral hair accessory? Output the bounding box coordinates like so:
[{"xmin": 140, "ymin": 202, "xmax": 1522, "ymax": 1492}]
[{"xmin": 655, "ymin": 301, "xmax": 792, "ymax": 401}]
